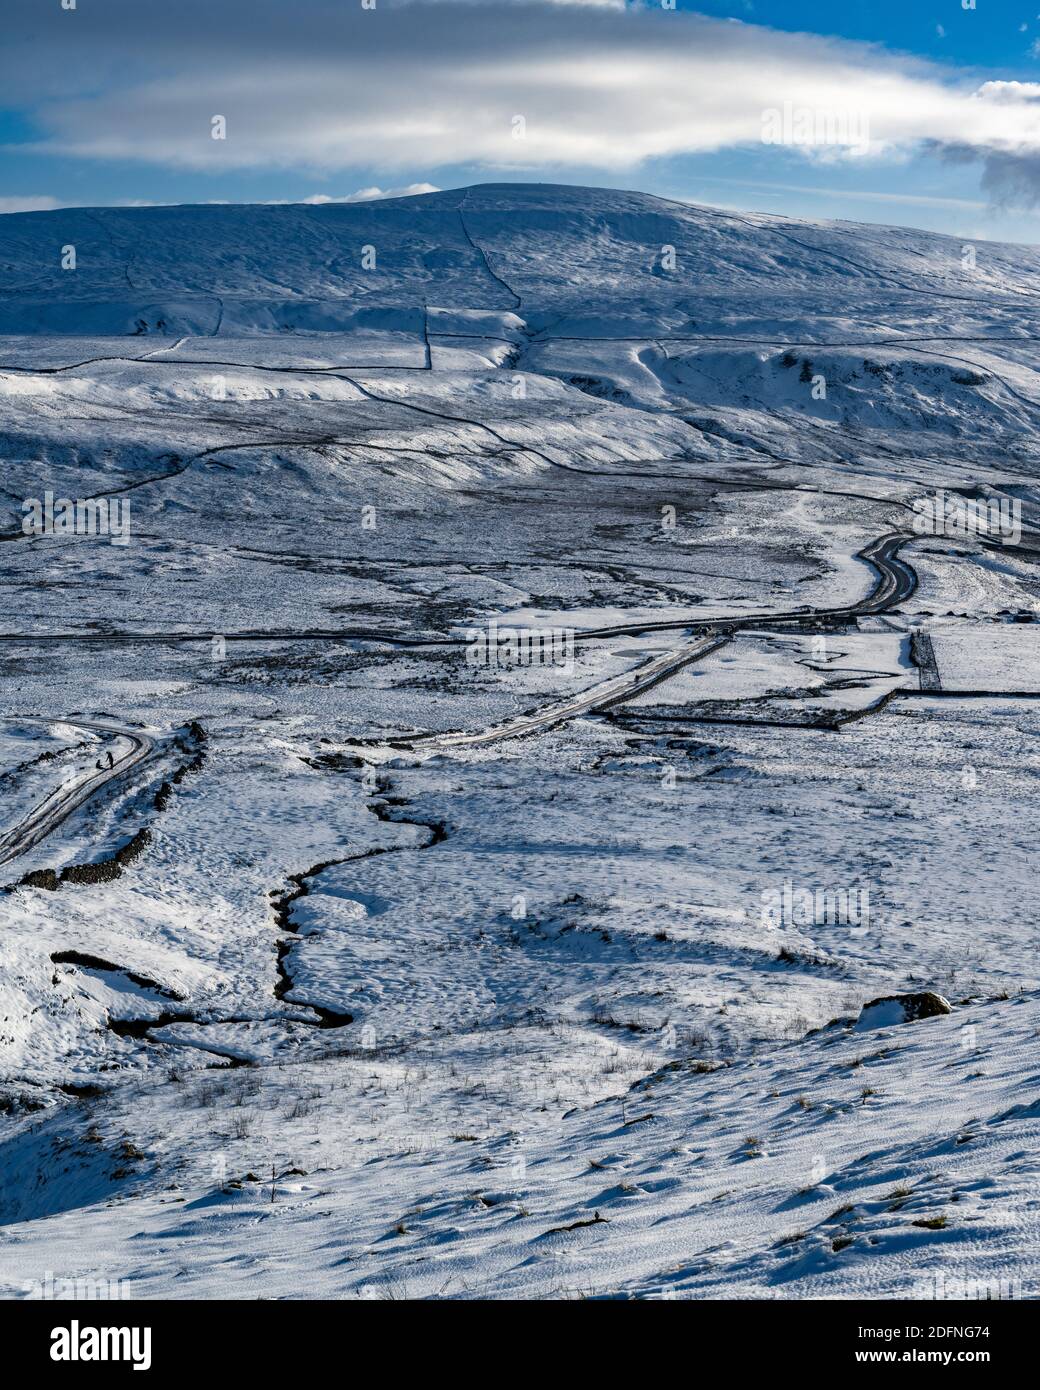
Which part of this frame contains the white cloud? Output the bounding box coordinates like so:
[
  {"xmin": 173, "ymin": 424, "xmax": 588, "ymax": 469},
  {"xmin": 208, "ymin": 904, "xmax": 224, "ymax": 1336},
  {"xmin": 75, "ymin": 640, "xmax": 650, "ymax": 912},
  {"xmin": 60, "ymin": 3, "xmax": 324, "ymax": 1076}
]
[
  {"xmin": 4, "ymin": 0, "xmax": 1040, "ymax": 199},
  {"xmin": 297, "ymin": 184, "xmax": 440, "ymax": 203},
  {"xmin": 691, "ymin": 177, "xmax": 986, "ymax": 212},
  {"xmin": 0, "ymin": 196, "xmax": 62, "ymax": 214}
]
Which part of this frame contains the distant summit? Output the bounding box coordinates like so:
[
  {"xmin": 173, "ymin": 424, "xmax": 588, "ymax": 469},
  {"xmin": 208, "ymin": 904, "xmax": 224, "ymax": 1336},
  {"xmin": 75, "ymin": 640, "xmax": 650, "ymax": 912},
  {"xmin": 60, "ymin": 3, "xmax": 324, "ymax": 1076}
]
[{"xmin": 0, "ymin": 182, "xmax": 1036, "ymax": 336}]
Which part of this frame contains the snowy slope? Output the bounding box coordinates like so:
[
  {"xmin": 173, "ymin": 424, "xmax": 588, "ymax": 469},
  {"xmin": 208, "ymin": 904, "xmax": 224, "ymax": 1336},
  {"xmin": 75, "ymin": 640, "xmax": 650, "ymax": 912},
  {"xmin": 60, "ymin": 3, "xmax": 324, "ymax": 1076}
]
[{"xmin": 0, "ymin": 182, "xmax": 1038, "ymax": 336}]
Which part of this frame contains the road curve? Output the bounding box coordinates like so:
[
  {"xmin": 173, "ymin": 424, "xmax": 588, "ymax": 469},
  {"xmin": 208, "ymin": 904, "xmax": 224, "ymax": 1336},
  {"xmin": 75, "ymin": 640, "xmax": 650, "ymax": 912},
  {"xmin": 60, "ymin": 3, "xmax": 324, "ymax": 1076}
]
[
  {"xmin": 0, "ymin": 719, "xmax": 155, "ymax": 868},
  {"xmin": 380, "ymin": 532, "xmax": 917, "ymax": 751},
  {"xmin": 0, "ymin": 533, "xmax": 918, "ymax": 650},
  {"xmin": 844, "ymin": 532, "xmax": 918, "ymax": 617},
  {"xmin": 576, "ymin": 532, "xmax": 918, "ymax": 638},
  {"xmin": 394, "ymin": 631, "xmax": 728, "ymax": 751},
  {"xmin": 0, "ymin": 537, "xmax": 916, "ymax": 768}
]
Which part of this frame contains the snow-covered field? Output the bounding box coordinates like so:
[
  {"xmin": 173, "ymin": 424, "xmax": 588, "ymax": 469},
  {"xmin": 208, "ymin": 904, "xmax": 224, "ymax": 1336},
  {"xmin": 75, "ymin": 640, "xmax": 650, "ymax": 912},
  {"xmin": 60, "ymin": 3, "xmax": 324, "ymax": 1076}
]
[{"xmin": 0, "ymin": 183, "xmax": 1038, "ymax": 1300}]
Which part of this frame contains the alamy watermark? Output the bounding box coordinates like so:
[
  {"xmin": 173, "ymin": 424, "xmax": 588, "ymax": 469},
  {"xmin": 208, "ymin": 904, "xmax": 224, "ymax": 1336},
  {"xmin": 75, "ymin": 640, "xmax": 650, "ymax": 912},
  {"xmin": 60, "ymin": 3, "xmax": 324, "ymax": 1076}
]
[
  {"xmin": 22, "ymin": 491, "xmax": 130, "ymax": 546},
  {"xmin": 466, "ymin": 619, "xmax": 575, "ymax": 675},
  {"xmin": 22, "ymin": 1270, "xmax": 128, "ymax": 1300},
  {"xmin": 911, "ymin": 1271, "xmax": 1022, "ymax": 1301},
  {"xmin": 761, "ymin": 101, "xmax": 870, "ymax": 155},
  {"xmin": 760, "ymin": 878, "xmax": 870, "ymax": 933},
  {"xmin": 912, "ymin": 490, "xmax": 1021, "ymax": 545}
]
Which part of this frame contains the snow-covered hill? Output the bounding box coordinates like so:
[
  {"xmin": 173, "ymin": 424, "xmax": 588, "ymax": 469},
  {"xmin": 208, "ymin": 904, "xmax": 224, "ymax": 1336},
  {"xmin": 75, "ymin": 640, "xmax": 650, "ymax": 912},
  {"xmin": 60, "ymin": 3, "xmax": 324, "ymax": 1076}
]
[
  {"xmin": 1, "ymin": 182, "xmax": 1038, "ymax": 336},
  {"xmin": 3, "ymin": 183, "xmax": 1037, "ymax": 465}
]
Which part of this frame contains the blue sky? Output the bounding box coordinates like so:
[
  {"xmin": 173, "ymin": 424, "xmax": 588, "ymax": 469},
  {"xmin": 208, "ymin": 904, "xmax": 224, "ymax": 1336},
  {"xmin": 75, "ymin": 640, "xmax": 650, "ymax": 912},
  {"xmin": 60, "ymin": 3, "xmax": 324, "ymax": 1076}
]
[
  {"xmin": 690, "ymin": 0, "xmax": 1026, "ymax": 65},
  {"xmin": 2, "ymin": 0, "xmax": 1040, "ymax": 241}
]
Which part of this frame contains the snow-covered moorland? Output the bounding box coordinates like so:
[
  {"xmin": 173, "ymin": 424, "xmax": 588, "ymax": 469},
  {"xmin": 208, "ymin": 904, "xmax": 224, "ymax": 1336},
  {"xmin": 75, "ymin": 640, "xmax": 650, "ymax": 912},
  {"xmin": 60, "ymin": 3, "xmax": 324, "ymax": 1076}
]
[{"xmin": 0, "ymin": 183, "xmax": 1038, "ymax": 1300}]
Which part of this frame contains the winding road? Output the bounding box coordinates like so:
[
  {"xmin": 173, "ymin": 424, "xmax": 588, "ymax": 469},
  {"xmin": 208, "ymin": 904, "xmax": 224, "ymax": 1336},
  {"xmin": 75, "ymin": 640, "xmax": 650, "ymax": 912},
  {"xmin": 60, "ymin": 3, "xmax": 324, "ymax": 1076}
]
[
  {"xmin": 0, "ymin": 532, "xmax": 916, "ymax": 856},
  {"xmin": 0, "ymin": 719, "xmax": 154, "ymax": 868},
  {"xmin": 0, "ymin": 531, "xmax": 916, "ymax": 814},
  {"xmin": 573, "ymin": 531, "xmax": 917, "ymax": 640},
  {"xmin": 0, "ymin": 533, "xmax": 918, "ymax": 651},
  {"xmin": 402, "ymin": 631, "xmax": 729, "ymax": 751},
  {"xmin": 387, "ymin": 532, "xmax": 917, "ymax": 750}
]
